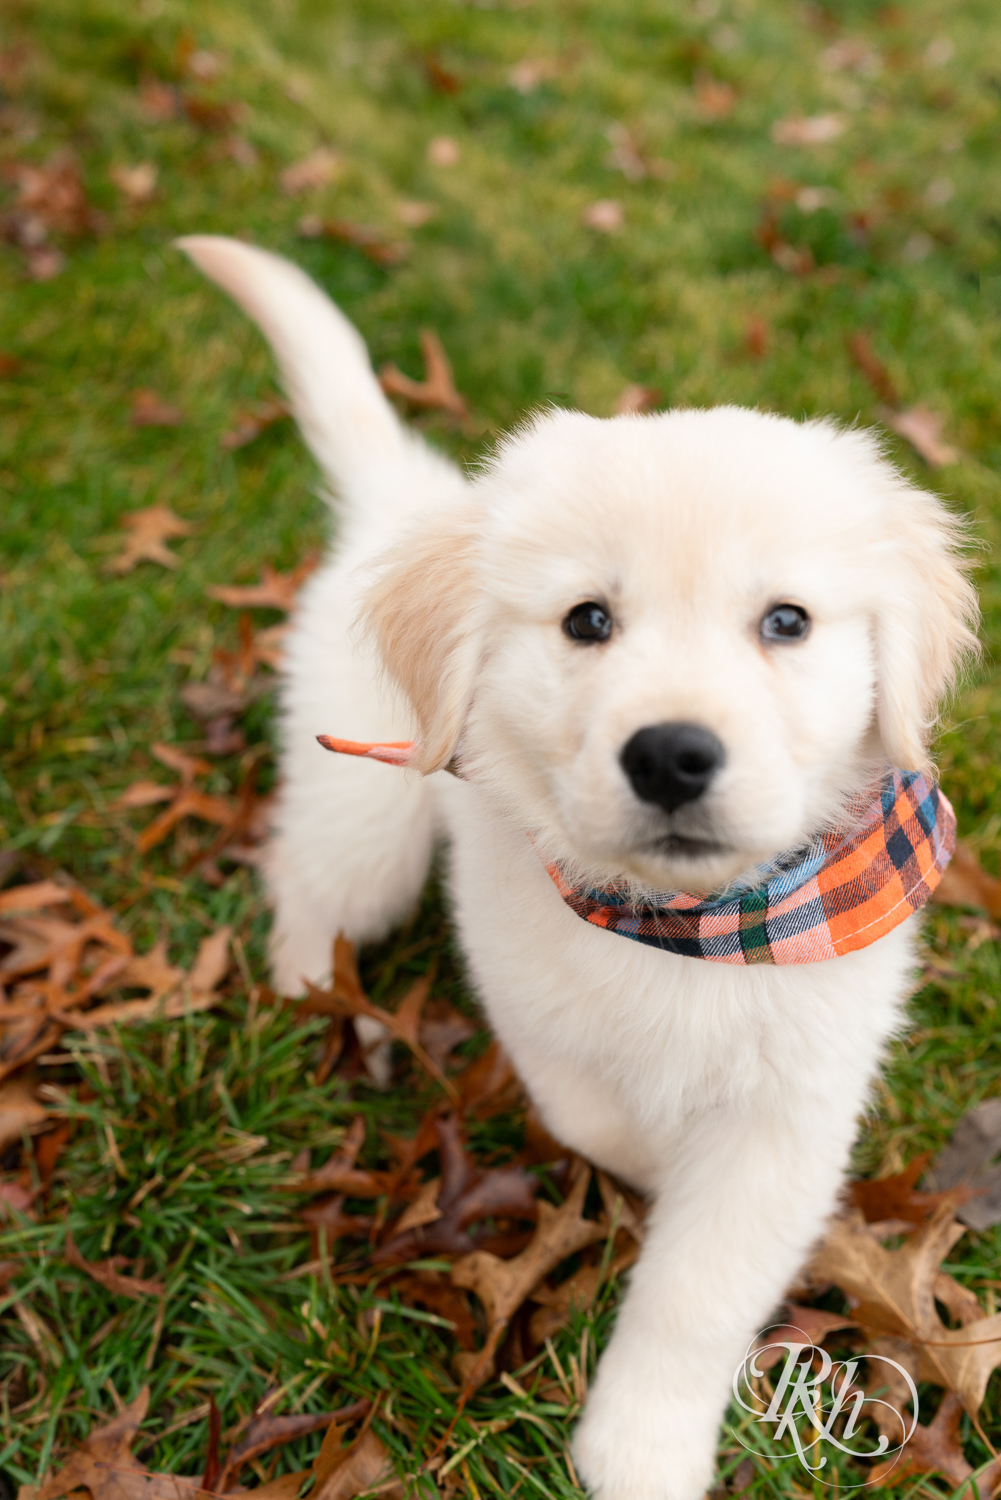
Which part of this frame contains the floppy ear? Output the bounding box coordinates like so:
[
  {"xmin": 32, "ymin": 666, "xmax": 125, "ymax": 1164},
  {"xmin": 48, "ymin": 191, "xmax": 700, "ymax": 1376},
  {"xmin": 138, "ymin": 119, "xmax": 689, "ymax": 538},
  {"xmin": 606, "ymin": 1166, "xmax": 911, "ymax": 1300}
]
[
  {"xmin": 874, "ymin": 483, "xmax": 979, "ymax": 770},
  {"xmin": 359, "ymin": 506, "xmax": 483, "ymax": 774}
]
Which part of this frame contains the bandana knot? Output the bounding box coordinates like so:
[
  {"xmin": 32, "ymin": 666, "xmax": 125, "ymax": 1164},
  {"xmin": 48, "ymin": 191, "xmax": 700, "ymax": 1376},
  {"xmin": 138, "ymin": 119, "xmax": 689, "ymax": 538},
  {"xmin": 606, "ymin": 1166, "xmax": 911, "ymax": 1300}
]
[{"xmin": 543, "ymin": 769, "xmax": 954, "ymax": 965}]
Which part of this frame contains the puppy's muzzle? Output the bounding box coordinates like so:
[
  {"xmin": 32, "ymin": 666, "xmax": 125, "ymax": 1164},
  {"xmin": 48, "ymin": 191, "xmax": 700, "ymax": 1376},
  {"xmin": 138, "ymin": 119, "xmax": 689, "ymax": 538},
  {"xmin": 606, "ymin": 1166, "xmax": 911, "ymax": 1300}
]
[{"xmin": 620, "ymin": 722, "xmax": 725, "ymax": 815}]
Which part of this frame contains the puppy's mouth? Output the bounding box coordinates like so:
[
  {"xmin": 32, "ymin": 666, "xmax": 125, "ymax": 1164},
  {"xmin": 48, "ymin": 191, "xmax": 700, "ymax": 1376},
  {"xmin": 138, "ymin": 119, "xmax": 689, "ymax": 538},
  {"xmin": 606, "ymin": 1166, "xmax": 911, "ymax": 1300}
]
[{"xmin": 644, "ymin": 833, "xmax": 731, "ymax": 859}]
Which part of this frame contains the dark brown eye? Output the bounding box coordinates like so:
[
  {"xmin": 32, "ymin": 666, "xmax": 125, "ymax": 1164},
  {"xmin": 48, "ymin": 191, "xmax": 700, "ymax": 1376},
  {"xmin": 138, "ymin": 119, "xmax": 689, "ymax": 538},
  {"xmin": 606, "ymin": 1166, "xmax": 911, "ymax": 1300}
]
[
  {"xmin": 564, "ymin": 601, "xmax": 612, "ymax": 643},
  {"xmin": 760, "ymin": 603, "xmax": 810, "ymax": 642}
]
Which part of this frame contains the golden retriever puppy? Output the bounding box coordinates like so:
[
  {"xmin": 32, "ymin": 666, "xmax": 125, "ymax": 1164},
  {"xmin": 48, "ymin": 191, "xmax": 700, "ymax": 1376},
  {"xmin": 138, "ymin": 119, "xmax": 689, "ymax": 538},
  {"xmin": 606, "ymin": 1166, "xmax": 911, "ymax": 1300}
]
[{"xmin": 180, "ymin": 236, "xmax": 977, "ymax": 1500}]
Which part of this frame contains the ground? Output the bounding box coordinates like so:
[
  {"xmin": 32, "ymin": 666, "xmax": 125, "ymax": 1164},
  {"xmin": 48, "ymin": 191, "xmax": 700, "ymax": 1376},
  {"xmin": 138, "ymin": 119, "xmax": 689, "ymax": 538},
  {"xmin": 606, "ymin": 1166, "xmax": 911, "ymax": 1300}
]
[{"xmin": 2, "ymin": 0, "xmax": 1001, "ymax": 1495}]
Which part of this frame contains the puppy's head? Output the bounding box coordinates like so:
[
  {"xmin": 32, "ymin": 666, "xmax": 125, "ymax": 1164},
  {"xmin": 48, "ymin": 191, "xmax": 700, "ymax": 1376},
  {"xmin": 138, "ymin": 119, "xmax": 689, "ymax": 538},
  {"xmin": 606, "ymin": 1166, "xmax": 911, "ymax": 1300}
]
[{"xmin": 362, "ymin": 408, "xmax": 978, "ymax": 891}]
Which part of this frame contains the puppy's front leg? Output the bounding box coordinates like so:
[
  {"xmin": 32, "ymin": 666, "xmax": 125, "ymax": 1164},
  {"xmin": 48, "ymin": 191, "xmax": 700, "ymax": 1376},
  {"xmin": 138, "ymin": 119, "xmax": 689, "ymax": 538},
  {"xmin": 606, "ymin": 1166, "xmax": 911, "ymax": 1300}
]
[{"xmin": 573, "ymin": 1094, "xmax": 860, "ymax": 1500}]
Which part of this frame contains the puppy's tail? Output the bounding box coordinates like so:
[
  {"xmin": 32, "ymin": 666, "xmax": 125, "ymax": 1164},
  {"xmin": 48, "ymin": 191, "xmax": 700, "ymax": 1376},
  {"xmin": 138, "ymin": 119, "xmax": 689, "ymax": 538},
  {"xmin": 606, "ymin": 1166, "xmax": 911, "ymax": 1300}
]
[{"xmin": 176, "ymin": 236, "xmax": 464, "ymax": 522}]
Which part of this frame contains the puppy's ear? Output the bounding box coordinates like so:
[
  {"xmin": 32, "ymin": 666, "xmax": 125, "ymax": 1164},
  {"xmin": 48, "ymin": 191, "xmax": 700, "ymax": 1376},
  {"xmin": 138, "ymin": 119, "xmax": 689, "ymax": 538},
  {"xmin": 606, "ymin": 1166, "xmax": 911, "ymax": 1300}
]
[
  {"xmin": 359, "ymin": 507, "xmax": 483, "ymax": 774},
  {"xmin": 874, "ymin": 485, "xmax": 979, "ymax": 770}
]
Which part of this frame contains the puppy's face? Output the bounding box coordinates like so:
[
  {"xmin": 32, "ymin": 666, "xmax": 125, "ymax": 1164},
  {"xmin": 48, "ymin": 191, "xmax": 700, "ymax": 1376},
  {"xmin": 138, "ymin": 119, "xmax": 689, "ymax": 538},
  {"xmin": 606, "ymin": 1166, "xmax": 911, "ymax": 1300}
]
[{"xmin": 365, "ymin": 408, "xmax": 976, "ymax": 892}]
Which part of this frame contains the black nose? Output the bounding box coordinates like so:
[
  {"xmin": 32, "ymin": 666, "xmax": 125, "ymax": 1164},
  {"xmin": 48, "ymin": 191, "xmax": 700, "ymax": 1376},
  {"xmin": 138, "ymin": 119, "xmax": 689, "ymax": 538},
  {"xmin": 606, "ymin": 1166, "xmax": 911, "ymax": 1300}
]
[{"xmin": 620, "ymin": 722, "xmax": 725, "ymax": 815}]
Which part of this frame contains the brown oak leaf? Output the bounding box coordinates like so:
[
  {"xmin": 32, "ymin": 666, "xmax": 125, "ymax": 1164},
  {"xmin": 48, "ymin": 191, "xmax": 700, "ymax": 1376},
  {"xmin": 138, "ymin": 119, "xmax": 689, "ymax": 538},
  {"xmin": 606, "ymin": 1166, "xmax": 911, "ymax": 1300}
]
[{"xmin": 106, "ymin": 504, "xmax": 193, "ymax": 574}]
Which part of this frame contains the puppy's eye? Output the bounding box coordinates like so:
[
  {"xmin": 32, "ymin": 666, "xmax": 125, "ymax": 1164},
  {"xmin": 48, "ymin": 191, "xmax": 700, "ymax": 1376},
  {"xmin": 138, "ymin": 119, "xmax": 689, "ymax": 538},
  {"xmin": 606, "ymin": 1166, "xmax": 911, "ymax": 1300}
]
[
  {"xmin": 760, "ymin": 603, "xmax": 810, "ymax": 642},
  {"xmin": 563, "ymin": 601, "xmax": 612, "ymax": 643}
]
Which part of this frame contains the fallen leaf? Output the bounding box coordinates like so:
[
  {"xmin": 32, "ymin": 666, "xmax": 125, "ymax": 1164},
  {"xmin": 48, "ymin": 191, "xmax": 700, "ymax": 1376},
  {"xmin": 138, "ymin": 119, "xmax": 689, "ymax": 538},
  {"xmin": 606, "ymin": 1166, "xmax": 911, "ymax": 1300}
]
[
  {"xmin": 64, "ymin": 1230, "xmax": 165, "ymax": 1299},
  {"xmin": 130, "ymin": 389, "xmax": 185, "ymax": 427},
  {"xmin": 425, "ymin": 55, "xmax": 461, "ymax": 95},
  {"xmin": 694, "ymin": 74, "xmax": 737, "ymax": 120},
  {"xmin": 752, "ymin": 1304, "xmax": 859, "ymax": 1370},
  {"xmin": 932, "ymin": 841, "xmax": 1001, "ymax": 917},
  {"xmin": 582, "ymin": 199, "xmax": 623, "ymax": 233},
  {"xmin": 24, "ymin": 246, "xmax": 64, "ymax": 281},
  {"xmin": 613, "ymin": 383, "xmax": 661, "ymax": 416},
  {"xmin": 451, "ymin": 1164, "xmax": 605, "ymax": 1387},
  {"xmin": 112, "ymin": 781, "xmax": 175, "ymax": 811},
  {"xmin": 395, "ymin": 199, "xmax": 436, "ymax": 227},
  {"xmin": 509, "ymin": 58, "xmax": 560, "ymax": 94},
  {"xmin": 925, "ymin": 1099, "xmax": 1001, "ymax": 1230},
  {"xmin": 106, "ymin": 504, "xmax": 192, "ymax": 575},
  {"xmin": 744, "ymin": 315, "xmax": 769, "ymax": 359},
  {"xmin": 280, "ymin": 147, "xmax": 344, "ymax": 195},
  {"xmin": 217, "ymin": 1403, "xmax": 368, "ymax": 1492},
  {"xmin": 21, "ymin": 1388, "xmax": 185, "ymax": 1500},
  {"xmin": 427, "ymin": 135, "xmax": 460, "ymax": 167},
  {"xmin": 848, "ymin": 330, "xmax": 900, "ymax": 406},
  {"xmin": 220, "ymin": 397, "xmax": 289, "ymax": 450},
  {"xmin": 206, "ymin": 554, "xmax": 318, "ymax": 611},
  {"xmin": 139, "ymin": 77, "xmax": 179, "ymax": 121},
  {"xmin": 379, "ymin": 330, "xmax": 469, "ymax": 423},
  {"xmin": 298, "ymin": 215, "xmax": 408, "ymax": 267},
  {"xmin": 771, "ymin": 113, "xmax": 847, "ymax": 145},
  {"xmin": 110, "ymin": 163, "xmax": 157, "ymax": 205},
  {"xmin": 418, "ymin": 1000, "xmax": 476, "ymax": 1070},
  {"xmin": 851, "ymin": 1152, "xmax": 965, "ymax": 1226},
  {"xmin": 819, "ymin": 39, "xmax": 881, "ymax": 74},
  {"xmin": 183, "ymin": 96, "xmax": 244, "ymax": 133},
  {"xmin": 0, "ymin": 1074, "xmax": 48, "ymax": 1151},
  {"xmin": 391, "ymin": 1269, "xmax": 477, "ymax": 1348},
  {"xmin": 185, "ymin": 49, "xmax": 225, "ymax": 82},
  {"xmin": 867, "ymin": 1390, "xmax": 1000, "ymax": 1493},
  {"xmin": 880, "ymin": 403, "xmax": 959, "ymax": 467},
  {"xmin": 811, "ymin": 1204, "xmax": 1001, "ymax": 1413},
  {"xmin": 374, "ymin": 1113, "xmax": 537, "ymax": 1264},
  {"xmin": 529, "ymin": 1239, "xmax": 638, "ymax": 1344},
  {"xmin": 3, "ymin": 149, "xmax": 101, "ymax": 236},
  {"xmin": 604, "ymin": 122, "xmax": 647, "ymax": 180}
]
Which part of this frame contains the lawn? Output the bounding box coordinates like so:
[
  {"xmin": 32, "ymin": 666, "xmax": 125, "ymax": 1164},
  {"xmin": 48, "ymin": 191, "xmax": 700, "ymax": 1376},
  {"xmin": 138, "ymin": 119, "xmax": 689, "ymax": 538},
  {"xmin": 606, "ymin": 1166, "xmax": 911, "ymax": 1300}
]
[{"xmin": 2, "ymin": 0, "xmax": 1001, "ymax": 1494}]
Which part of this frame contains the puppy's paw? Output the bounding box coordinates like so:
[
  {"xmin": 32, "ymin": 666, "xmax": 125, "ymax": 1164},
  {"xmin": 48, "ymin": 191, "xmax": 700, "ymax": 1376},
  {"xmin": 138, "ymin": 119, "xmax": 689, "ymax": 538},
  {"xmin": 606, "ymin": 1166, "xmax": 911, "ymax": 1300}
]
[{"xmin": 572, "ymin": 1376, "xmax": 717, "ymax": 1500}]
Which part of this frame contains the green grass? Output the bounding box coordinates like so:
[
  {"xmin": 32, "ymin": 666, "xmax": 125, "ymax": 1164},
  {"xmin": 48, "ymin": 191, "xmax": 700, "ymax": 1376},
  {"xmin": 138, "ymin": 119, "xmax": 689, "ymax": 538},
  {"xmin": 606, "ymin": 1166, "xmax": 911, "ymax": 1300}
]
[{"xmin": 2, "ymin": 0, "xmax": 1001, "ymax": 1492}]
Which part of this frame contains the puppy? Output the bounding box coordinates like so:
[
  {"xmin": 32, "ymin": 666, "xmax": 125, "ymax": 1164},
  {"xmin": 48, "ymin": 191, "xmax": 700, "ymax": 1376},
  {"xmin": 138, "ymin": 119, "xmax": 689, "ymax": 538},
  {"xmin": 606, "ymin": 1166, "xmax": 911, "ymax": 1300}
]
[{"xmin": 180, "ymin": 236, "xmax": 978, "ymax": 1500}]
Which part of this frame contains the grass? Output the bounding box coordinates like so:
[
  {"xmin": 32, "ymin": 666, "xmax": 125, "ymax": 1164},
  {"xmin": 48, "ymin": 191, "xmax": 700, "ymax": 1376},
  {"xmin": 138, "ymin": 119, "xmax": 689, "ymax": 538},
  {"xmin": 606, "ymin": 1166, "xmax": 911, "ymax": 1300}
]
[{"xmin": 1, "ymin": 0, "xmax": 1001, "ymax": 1493}]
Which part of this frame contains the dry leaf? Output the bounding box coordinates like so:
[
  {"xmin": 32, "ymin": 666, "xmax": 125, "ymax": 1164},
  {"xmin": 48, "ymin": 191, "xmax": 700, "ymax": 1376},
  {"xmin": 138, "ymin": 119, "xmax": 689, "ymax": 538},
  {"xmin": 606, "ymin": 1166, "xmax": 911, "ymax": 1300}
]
[
  {"xmin": 131, "ymin": 389, "xmax": 185, "ymax": 427},
  {"xmin": 298, "ymin": 215, "xmax": 408, "ymax": 267},
  {"xmin": 427, "ymin": 135, "xmax": 460, "ymax": 167},
  {"xmin": 867, "ymin": 1390, "xmax": 1000, "ymax": 1493},
  {"xmin": 925, "ymin": 1099, "xmax": 1001, "ymax": 1230},
  {"xmin": 694, "ymin": 75, "xmax": 737, "ymax": 120},
  {"xmin": 112, "ymin": 781, "xmax": 175, "ymax": 811},
  {"xmin": 424, "ymin": 55, "xmax": 461, "ymax": 95},
  {"xmin": 220, "ymin": 398, "xmax": 289, "ymax": 450},
  {"xmin": 744, "ymin": 315, "xmax": 769, "ymax": 359},
  {"xmin": 280, "ymin": 147, "xmax": 344, "ymax": 195},
  {"xmin": 847, "ymin": 330, "xmax": 899, "ymax": 406},
  {"xmin": 64, "ymin": 1230, "xmax": 165, "ymax": 1299},
  {"xmin": 21, "ymin": 1388, "xmax": 189, "ymax": 1500},
  {"xmin": 880, "ymin": 403, "xmax": 959, "ymax": 467},
  {"xmin": 751, "ymin": 1303, "xmax": 858, "ymax": 1371},
  {"xmin": 811, "ymin": 1204, "xmax": 1001, "ymax": 1413},
  {"xmin": 614, "ymin": 384, "xmax": 661, "ymax": 416},
  {"xmin": 932, "ymin": 841, "xmax": 1001, "ymax": 917},
  {"xmin": 395, "ymin": 199, "xmax": 435, "ymax": 227},
  {"xmin": 217, "ymin": 1404, "xmax": 367, "ymax": 1492},
  {"xmin": 451, "ymin": 1164, "xmax": 605, "ymax": 1387},
  {"xmin": 604, "ymin": 122, "xmax": 647, "ymax": 180},
  {"xmin": 378, "ymin": 330, "xmax": 469, "ymax": 423},
  {"xmin": 106, "ymin": 505, "xmax": 192, "ymax": 575},
  {"xmin": 851, "ymin": 1152, "xmax": 965, "ymax": 1226},
  {"xmin": 110, "ymin": 163, "xmax": 157, "ymax": 205},
  {"xmin": 3, "ymin": 149, "xmax": 100, "ymax": 236},
  {"xmin": 139, "ymin": 77, "xmax": 179, "ymax": 121},
  {"xmin": 582, "ymin": 199, "xmax": 623, "ymax": 233},
  {"xmin": 0, "ymin": 1074, "xmax": 48, "ymax": 1151},
  {"xmin": 771, "ymin": 113, "xmax": 846, "ymax": 145},
  {"xmin": 206, "ymin": 554, "xmax": 317, "ymax": 611},
  {"xmin": 509, "ymin": 58, "xmax": 560, "ymax": 93}
]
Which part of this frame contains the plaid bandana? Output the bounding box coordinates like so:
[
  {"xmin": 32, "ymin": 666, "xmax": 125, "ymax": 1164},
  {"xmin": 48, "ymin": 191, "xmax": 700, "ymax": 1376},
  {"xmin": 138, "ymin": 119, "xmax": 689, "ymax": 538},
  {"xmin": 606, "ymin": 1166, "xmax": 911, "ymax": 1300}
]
[
  {"xmin": 545, "ymin": 770, "xmax": 954, "ymax": 965},
  {"xmin": 316, "ymin": 740, "xmax": 954, "ymax": 967}
]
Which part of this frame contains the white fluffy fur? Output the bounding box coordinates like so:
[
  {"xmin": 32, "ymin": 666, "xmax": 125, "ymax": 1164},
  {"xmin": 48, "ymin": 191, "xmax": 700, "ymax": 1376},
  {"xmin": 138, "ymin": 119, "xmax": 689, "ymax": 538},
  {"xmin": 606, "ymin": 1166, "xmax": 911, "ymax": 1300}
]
[{"xmin": 179, "ymin": 236, "xmax": 978, "ymax": 1500}]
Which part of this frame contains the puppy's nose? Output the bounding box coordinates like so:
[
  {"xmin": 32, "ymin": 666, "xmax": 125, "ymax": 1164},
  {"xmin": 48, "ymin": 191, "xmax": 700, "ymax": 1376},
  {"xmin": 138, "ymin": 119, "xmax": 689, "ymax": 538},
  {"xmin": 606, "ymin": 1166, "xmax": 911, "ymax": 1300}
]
[{"xmin": 620, "ymin": 722, "xmax": 725, "ymax": 814}]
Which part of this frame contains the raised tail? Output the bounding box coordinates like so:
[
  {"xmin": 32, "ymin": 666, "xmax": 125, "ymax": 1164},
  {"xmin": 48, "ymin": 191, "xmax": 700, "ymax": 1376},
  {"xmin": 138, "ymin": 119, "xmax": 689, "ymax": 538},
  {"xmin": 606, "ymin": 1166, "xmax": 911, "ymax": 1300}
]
[{"xmin": 176, "ymin": 236, "xmax": 466, "ymax": 522}]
